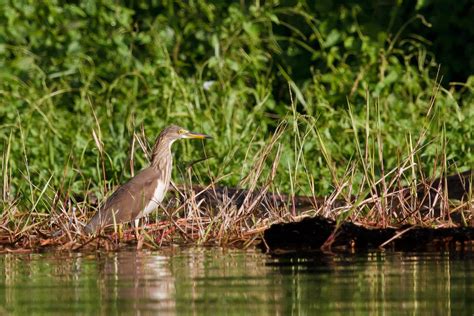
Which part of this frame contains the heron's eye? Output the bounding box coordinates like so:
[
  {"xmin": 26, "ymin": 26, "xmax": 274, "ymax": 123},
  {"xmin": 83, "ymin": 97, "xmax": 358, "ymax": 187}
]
[{"xmin": 178, "ymin": 129, "xmax": 186, "ymax": 135}]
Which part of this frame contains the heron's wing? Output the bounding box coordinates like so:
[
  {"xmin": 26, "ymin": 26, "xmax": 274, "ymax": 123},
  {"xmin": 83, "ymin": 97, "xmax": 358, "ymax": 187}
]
[
  {"xmin": 85, "ymin": 167, "xmax": 159, "ymax": 232},
  {"xmin": 105, "ymin": 172, "xmax": 157, "ymax": 219}
]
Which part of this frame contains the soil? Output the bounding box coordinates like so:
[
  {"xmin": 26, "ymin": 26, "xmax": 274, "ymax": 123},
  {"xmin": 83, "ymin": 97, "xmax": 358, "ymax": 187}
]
[{"xmin": 263, "ymin": 216, "xmax": 474, "ymax": 253}]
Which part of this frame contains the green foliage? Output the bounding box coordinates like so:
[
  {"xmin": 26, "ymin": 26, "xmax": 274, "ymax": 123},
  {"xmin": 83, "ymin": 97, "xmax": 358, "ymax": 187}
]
[{"xmin": 0, "ymin": 0, "xmax": 472, "ymax": 212}]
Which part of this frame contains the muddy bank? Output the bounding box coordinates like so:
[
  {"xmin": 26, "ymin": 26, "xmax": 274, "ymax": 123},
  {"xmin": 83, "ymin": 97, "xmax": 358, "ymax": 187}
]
[{"xmin": 263, "ymin": 216, "xmax": 474, "ymax": 252}]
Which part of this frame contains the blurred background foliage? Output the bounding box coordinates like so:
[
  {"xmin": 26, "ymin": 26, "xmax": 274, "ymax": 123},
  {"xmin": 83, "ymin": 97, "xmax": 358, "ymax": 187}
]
[{"xmin": 0, "ymin": 0, "xmax": 473, "ymax": 210}]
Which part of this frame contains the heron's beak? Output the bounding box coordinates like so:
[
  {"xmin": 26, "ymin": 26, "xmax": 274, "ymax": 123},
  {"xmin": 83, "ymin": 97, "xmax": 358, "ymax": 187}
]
[{"xmin": 184, "ymin": 131, "xmax": 212, "ymax": 139}]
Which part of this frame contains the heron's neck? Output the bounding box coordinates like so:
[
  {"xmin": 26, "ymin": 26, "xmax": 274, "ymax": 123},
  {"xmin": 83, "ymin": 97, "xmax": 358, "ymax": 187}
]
[{"xmin": 150, "ymin": 138, "xmax": 174, "ymax": 170}]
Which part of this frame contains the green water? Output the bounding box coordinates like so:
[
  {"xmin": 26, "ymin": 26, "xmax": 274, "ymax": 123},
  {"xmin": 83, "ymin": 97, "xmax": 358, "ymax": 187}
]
[{"xmin": 0, "ymin": 249, "xmax": 473, "ymax": 315}]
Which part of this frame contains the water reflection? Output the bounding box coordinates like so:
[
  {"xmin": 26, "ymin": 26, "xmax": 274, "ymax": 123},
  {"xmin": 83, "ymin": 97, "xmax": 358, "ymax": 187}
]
[
  {"xmin": 269, "ymin": 251, "xmax": 474, "ymax": 315},
  {"xmin": 0, "ymin": 249, "xmax": 473, "ymax": 315},
  {"xmin": 96, "ymin": 251, "xmax": 175, "ymax": 313}
]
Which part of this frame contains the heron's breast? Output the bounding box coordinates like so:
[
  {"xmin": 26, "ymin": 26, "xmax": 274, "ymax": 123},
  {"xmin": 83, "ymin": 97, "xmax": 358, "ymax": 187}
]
[{"xmin": 141, "ymin": 180, "xmax": 168, "ymax": 216}]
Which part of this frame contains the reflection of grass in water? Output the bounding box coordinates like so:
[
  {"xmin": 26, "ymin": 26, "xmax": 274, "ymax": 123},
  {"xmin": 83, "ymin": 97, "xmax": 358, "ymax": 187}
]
[{"xmin": 0, "ymin": 2, "xmax": 473, "ymax": 250}]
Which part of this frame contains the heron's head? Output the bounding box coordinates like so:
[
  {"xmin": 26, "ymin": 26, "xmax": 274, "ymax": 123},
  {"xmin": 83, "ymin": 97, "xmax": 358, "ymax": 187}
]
[{"xmin": 160, "ymin": 125, "xmax": 212, "ymax": 143}]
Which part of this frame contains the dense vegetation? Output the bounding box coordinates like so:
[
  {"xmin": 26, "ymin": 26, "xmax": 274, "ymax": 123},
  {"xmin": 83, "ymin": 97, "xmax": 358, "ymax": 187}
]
[{"xmin": 1, "ymin": 0, "xmax": 473, "ymax": 215}]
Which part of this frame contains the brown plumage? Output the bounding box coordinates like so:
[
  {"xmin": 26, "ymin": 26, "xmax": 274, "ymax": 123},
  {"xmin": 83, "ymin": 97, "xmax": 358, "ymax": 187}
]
[{"xmin": 84, "ymin": 125, "xmax": 211, "ymax": 234}]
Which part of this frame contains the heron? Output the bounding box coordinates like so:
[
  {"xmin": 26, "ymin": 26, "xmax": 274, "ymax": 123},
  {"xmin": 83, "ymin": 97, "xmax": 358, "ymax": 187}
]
[{"xmin": 84, "ymin": 125, "xmax": 211, "ymax": 234}]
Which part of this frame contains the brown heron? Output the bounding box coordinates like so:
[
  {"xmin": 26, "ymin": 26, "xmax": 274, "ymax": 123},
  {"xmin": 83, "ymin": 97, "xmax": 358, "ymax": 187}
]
[{"xmin": 84, "ymin": 125, "xmax": 211, "ymax": 234}]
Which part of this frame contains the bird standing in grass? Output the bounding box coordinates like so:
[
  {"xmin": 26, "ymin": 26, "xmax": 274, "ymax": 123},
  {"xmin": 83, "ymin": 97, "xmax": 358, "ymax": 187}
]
[{"xmin": 84, "ymin": 125, "xmax": 211, "ymax": 234}]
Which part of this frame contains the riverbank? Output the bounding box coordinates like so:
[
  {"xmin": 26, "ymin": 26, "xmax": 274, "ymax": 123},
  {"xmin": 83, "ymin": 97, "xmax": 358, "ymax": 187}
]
[{"xmin": 1, "ymin": 171, "xmax": 471, "ymax": 253}]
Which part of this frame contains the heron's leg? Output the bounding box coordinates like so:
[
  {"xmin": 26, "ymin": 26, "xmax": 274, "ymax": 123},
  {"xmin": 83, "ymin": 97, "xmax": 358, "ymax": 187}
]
[
  {"xmin": 143, "ymin": 215, "xmax": 149, "ymax": 226},
  {"xmin": 133, "ymin": 218, "xmax": 145, "ymax": 249},
  {"xmin": 133, "ymin": 218, "xmax": 141, "ymax": 240}
]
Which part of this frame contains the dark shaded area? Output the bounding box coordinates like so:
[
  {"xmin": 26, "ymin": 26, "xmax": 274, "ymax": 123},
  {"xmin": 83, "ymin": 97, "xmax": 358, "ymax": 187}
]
[
  {"xmin": 404, "ymin": 0, "xmax": 474, "ymax": 84},
  {"xmin": 176, "ymin": 185, "xmax": 321, "ymax": 213},
  {"xmin": 417, "ymin": 170, "xmax": 473, "ymax": 202},
  {"xmin": 263, "ymin": 216, "xmax": 474, "ymax": 252},
  {"xmin": 275, "ymin": 0, "xmax": 473, "ymax": 86}
]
